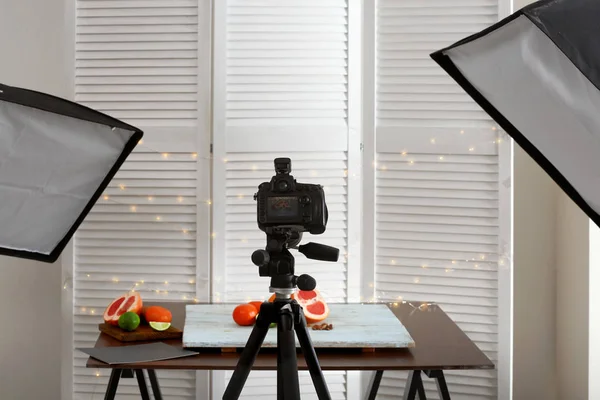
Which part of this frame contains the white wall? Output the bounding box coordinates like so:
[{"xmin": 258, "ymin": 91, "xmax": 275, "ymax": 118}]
[
  {"xmin": 0, "ymin": 0, "xmax": 69, "ymax": 398},
  {"xmin": 556, "ymin": 192, "xmax": 589, "ymax": 400},
  {"xmin": 512, "ymin": 145, "xmax": 559, "ymax": 400}
]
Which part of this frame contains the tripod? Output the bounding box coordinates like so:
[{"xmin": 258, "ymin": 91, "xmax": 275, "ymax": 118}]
[{"xmin": 223, "ymin": 238, "xmax": 338, "ymax": 400}]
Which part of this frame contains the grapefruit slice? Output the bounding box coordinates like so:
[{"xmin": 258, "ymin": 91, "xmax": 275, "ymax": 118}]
[
  {"xmin": 295, "ymin": 289, "xmax": 329, "ymax": 324},
  {"xmin": 103, "ymin": 292, "xmax": 143, "ymax": 326},
  {"xmin": 303, "ymin": 299, "xmax": 330, "ymax": 324}
]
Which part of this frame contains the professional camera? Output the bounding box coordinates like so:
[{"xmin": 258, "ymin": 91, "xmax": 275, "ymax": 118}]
[
  {"xmin": 251, "ymin": 158, "xmax": 338, "ymax": 287},
  {"xmin": 254, "ymin": 158, "xmax": 328, "ymax": 235}
]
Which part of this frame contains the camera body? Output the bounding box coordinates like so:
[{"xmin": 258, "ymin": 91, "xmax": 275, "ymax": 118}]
[{"xmin": 254, "ymin": 158, "xmax": 328, "ymax": 235}]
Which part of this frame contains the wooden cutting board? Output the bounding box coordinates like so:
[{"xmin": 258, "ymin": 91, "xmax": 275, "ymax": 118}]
[
  {"xmin": 99, "ymin": 323, "xmax": 182, "ymax": 342},
  {"xmin": 182, "ymin": 304, "xmax": 415, "ymax": 349}
]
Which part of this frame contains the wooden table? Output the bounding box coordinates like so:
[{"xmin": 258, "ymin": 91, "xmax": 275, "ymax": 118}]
[{"xmin": 86, "ymin": 301, "xmax": 494, "ymax": 400}]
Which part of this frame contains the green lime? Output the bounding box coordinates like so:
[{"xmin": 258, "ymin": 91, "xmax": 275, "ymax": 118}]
[
  {"xmin": 118, "ymin": 312, "xmax": 140, "ymax": 331},
  {"xmin": 149, "ymin": 321, "xmax": 171, "ymax": 331}
]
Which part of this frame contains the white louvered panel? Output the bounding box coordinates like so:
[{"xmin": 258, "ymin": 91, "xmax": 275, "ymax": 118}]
[
  {"xmin": 220, "ymin": 152, "xmax": 348, "ymax": 304},
  {"xmin": 226, "ymin": 0, "xmax": 348, "ymax": 127},
  {"xmin": 376, "ymin": 0, "xmax": 498, "ymax": 130},
  {"xmin": 73, "ymin": 152, "xmax": 197, "ymax": 399},
  {"xmin": 374, "ymin": 152, "xmax": 498, "ymax": 400},
  {"xmin": 224, "ymin": 371, "xmax": 346, "ymax": 400},
  {"xmin": 75, "ymin": 0, "xmax": 198, "ymax": 127}
]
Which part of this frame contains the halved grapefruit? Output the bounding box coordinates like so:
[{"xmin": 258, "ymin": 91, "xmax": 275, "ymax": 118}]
[
  {"xmin": 303, "ymin": 300, "xmax": 330, "ymax": 324},
  {"xmin": 295, "ymin": 289, "xmax": 329, "ymax": 324},
  {"xmin": 103, "ymin": 292, "xmax": 143, "ymax": 326}
]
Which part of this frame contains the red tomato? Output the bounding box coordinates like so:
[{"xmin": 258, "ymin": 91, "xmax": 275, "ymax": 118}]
[
  {"xmin": 248, "ymin": 301, "xmax": 263, "ymax": 312},
  {"xmin": 233, "ymin": 304, "xmax": 257, "ymax": 326}
]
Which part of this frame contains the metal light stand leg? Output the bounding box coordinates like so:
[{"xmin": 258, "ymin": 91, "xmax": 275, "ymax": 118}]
[
  {"xmin": 104, "ymin": 369, "xmax": 122, "ymax": 400},
  {"xmin": 424, "ymin": 370, "xmax": 450, "ymax": 400},
  {"xmin": 402, "ymin": 370, "xmax": 427, "ymax": 400},
  {"xmin": 148, "ymin": 369, "xmax": 164, "ymax": 400},
  {"xmin": 365, "ymin": 370, "xmax": 384, "ymax": 400},
  {"xmin": 135, "ymin": 369, "xmax": 151, "ymax": 400}
]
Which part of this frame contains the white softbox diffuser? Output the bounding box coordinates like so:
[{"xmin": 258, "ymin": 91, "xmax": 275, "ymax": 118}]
[
  {"xmin": 0, "ymin": 83, "xmax": 142, "ymax": 262},
  {"xmin": 431, "ymin": 0, "xmax": 600, "ymax": 228}
]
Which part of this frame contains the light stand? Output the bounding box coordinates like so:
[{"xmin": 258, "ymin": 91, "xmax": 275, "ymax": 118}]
[{"xmin": 223, "ymin": 228, "xmax": 339, "ymax": 400}]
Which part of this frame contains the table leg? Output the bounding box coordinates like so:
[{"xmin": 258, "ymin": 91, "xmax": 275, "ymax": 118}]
[
  {"xmin": 104, "ymin": 369, "xmax": 122, "ymax": 400},
  {"xmin": 403, "ymin": 370, "xmax": 427, "ymax": 400},
  {"xmin": 135, "ymin": 370, "xmax": 151, "ymax": 400},
  {"xmin": 148, "ymin": 369, "xmax": 164, "ymax": 400},
  {"xmin": 365, "ymin": 370, "xmax": 384, "ymax": 400},
  {"xmin": 424, "ymin": 370, "xmax": 450, "ymax": 400}
]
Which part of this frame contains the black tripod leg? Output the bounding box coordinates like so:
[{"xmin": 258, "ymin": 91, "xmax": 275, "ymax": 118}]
[
  {"xmin": 278, "ymin": 303, "xmax": 301, "ymax": 400},
  {"xmin": 223, "ymin": 309, "xmax": 272, "ymax": 400},
  {"xmin": 293, "ymin": 304, "xmax": 331, "ymax": 400}
]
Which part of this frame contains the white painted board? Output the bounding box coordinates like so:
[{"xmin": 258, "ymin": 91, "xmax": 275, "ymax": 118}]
[{"xmin": 183, "ymin": 304, "xmax": 415, "ymax": 349}]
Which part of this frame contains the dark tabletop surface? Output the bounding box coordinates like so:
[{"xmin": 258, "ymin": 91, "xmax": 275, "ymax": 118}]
[{"xmin": 86, "ymin": 301, "xmax": 494, "ymax": 371}]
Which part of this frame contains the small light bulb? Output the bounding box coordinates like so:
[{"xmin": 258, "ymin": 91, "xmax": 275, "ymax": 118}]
[
  {"xmin": 81, "ymin": 307, "xmax": 86, "ymax": 312},
  {"xmin": 138, "ymin": 139, "xmax": 144, "ymax": 145},
  {"xmin": 177, "ymin": 196, "xmax": 183, "ymax": 203},
  {"xmin": 155, "ymin": 216, "xmax": 162, "ymax": 221},
  {"xmin": 222, "ymin": 158, "xmax": 228, "ymax": 163},
  {"xmin": 96, "ymin": 372, "xmax": 100, "ymax": 377},
  {"xmin": 452, "ymin": 260, "xmax": 457, "ymax": 264},
  {"xmin": 414, "ymin": 278, "xmax": 420, "ymax": 283},
  {"xmin": 162, "ymin": 153, "xmax": 169, "ymax": 159},
  {"xmin": 430, "ymin": 138, "xmax": 436, "ymax": 144},
  {"xmin": 211, "ymin": 232, "xmax": 216, "ymax": 238},
  {"xmin": 368, "ymin": 282, "xmax": 374, "ymax": 288},
  {"xmin": 409, "ymin": 160, "xmax": 414, "ymax": 165},
  {"xmin": 475, "ymin": 264, "xmax": 479, "ymax": 269},
  {"xmin": 156, "ymin": 289, "xmax": 160, "ymax": 293},
  {"xmin": 91, "ymin": 310, "xmax": 95, "ymax": 314},
  {"xmin": 469, "ymin": 147, "xmax": 475, "ymax": 152},
  {"xmin": 206, "ymin": 200, "xmax": 212, "ymax": 205},
  {"xmin": 252, "ymin": 165, "xmax": 257, "ymax": 171},
  {"xmin": 421, "ymin": 264, "xmax": 427, "ymax": 269},
  {"xmin": 381, "ymin": 165, "xmax": 387, "ymax": 171},
  {"xmin": 130, "ymin": 206, "xmax": 137, "ymax": 212},
  {"xmin": 192, "ymin": 153, "xmax": 198, "ymax": 159},
  {"xmin": 103, "ymin": 195, "xmax": 109, "ymax": 200},
  {"xmin": 86, "ymin": 274, "xmax": 90, "ymax": 278},
  {"xmin": 189, "ymin": 279, "xmax": 195, "ymax": 284},
  {"xmin": 401, "ymin": 151, "xmax": 407, "ymax": 156},
  {"xmin": 194, "ymin": 298, "xmax": 199, "ymax": 303},
  {"xmin": 182, "ymin": 229, "xmax": 189, "ymax": 234},
  {"xmin": 372, "ymin": 161, "xmax": 378, "ymax": 167},
  {"xmin": 397, "ymin": 296, "xmax": 403, "ymax": 300},
  {"xmin": 148, "ymin": 196, "xmax": 153, "ymax": 201},
  {"xmin": 135, "ymin": 283, "xmax": 139, "ymax": 286},
  {"xmin": 480, "ymin": 254, "xmax": 486, "ymax": 260},
  {"xmin": 141, "ymin": 280, "xmax": 144, "ymax": 283},
  {"xmin": 492, "ymin": 126, "xmax": 497, "ymax": 131},
  {"xmin": 460, "ymin": 130, "xmax": 465, "ymax": 134},
  {"xmin": 343, "ymin": 169, "xmax": 348, "ymax": 177},
  {"xmin": 164, "ymin": 281, "xmax": 168, "ymax": 285},
  {"xmin": 390, "ymin": 259, "xmax": 396, "ymax": 265},
  {"xmin": 119, "ymin": 184, "xmax": 126, "ymax": 190},
  {"xmin": 237, "ymin": 194, "xmax": 244, "ymax": 199},
  {"xmin": 439, "ymin": 156, "xmax": 444, "ymax": 161}
]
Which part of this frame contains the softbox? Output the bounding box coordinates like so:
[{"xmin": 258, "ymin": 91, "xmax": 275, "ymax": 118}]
[
  {"xmin": 431, "ymin": 0, "xmax": 600, "ymax": 228},
  {"xmin": 0, "ymin": 83, "xmax": 142, "ymax": 263}
]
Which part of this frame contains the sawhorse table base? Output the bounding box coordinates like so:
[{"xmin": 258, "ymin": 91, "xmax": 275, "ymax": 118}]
[
  {"xmin": 366, "ymin": 369, "xmax": 451, "ymax": 400},
  {"xmin": 104, "ymin": 369, "xmax": 163, "ymax": 400}
]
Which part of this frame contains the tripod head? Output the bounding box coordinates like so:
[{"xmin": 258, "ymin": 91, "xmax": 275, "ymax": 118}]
[{"xmin": 251, "ymin": 228, "xmax": 339, "ymax": 297}]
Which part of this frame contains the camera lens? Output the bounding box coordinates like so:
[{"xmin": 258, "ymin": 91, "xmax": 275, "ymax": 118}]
[{"xmin": 277, "ymin": 180, "xmax": 289, "ymax": 191}]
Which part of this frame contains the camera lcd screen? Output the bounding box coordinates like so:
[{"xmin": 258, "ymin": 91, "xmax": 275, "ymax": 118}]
[{"xmin": 267, "ymin": 196, "xmax": 299, "ymax": 218}]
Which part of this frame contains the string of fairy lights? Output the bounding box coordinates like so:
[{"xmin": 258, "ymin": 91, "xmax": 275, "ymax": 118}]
[{"xmin": 63, "ymin": 128, "xmax": 511, "ymax": 317}]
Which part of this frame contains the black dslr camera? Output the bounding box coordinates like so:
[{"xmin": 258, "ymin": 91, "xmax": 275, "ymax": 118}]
[{"xmin": 254, "ymin": 158, "xmax": 328, "ymax": 235}]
